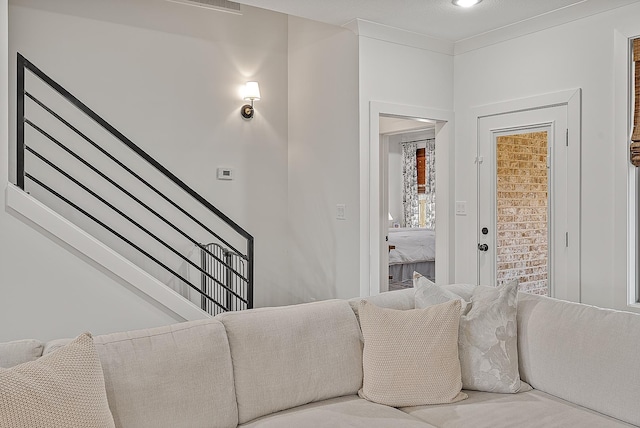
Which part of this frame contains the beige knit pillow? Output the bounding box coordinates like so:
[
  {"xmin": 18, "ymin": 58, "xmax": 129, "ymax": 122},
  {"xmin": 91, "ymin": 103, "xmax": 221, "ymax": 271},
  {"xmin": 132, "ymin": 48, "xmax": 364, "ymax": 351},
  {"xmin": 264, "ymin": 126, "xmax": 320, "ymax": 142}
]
[
  {"xmin": 358, "ymin": 300, "xmax": 468, "ymax": 407},
  {"xmin": 0, "ymin": 333, "xmax": 115, "ymax": 428}
]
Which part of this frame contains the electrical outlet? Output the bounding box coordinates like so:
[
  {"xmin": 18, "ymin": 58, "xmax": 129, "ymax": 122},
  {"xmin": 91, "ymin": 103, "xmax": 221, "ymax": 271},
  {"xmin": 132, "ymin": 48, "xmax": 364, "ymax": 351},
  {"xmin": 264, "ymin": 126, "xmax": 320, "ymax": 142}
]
[{"xmin": 336, "ymin": 204, "xmax": 346, "ymax": 220}]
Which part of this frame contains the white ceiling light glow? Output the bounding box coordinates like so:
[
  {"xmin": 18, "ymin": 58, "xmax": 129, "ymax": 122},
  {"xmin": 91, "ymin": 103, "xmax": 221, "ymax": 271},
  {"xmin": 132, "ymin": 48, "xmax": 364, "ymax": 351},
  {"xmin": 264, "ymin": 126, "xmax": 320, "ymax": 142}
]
[{"xmin": 452, "ymin": 0, "xmax": 482, "ymax": 7}]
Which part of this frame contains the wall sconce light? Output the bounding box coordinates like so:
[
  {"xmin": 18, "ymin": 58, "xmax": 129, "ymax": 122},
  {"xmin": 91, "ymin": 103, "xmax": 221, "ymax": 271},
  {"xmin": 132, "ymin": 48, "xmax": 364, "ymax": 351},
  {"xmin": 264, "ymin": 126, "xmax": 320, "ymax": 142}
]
[{"xmin": 241, "ymin": 81, "xmax": 261, "ymax": 119}]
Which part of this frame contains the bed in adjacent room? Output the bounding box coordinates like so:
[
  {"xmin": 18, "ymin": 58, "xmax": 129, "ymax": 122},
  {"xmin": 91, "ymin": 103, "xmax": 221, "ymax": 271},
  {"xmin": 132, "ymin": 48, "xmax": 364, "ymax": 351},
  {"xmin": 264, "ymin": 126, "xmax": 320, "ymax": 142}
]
[{"xmin": 388, "ymin": 227, "xmax": 435, "ymax": 286}]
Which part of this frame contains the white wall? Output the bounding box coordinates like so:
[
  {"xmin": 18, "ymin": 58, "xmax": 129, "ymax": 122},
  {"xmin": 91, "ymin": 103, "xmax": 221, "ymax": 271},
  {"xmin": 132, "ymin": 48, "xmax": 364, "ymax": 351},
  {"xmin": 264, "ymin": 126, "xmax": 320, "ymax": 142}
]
[
  {"xmin": 358, "ymin": 34, "xmax": 454, "ymax": 294},
  {"xmin": 287, "ymin": 16, "xmax": 360, "ymax": 301},
  {"xmin": 1, "ymin": 0, "xmax": 290, "ymax": 341},
  {"xmin": 0, "ymin": 0, "xmax": 181, "ymax": 342},
  {"xmin": 454, "ymin": 2, "xmax": 640, "ymax": 312}
]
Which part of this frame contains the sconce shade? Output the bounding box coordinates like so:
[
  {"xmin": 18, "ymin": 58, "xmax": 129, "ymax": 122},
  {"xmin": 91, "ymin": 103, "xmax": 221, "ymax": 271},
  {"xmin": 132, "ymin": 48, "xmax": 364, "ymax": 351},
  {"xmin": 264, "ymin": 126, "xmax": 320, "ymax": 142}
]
[
  {"xmin": 388, "ymin": 212, "xmax": 393, "ymax": 221},
  {"xmin": 241, "ymin": 81, "xmax": 260, "ymax": 119},
  {"xmin": 243, "ymin": 81, "xmax": 261, "ymax": 101}
]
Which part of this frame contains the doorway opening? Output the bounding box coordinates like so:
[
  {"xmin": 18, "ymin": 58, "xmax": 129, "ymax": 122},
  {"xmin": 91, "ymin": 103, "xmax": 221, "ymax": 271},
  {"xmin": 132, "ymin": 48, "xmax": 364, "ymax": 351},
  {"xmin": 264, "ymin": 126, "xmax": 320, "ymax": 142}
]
[
  {"xmin": 380, "ymin": 116, "xmax": 437, "ymax": 291},
  {"xmin": 366, "ymin": 101, "xmax": 454, "ymax": 298}
]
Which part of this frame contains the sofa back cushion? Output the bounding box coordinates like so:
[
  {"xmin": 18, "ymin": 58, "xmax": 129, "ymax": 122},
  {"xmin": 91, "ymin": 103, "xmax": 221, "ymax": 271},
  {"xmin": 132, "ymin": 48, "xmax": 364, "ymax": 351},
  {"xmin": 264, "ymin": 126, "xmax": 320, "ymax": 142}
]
[
  {"xmin": 517, "ymin": 293, "xmax": 640, "ymax": 426},
  {"xmin": 0, "ymin": 339, "xmax": 44, "ymax": 368},
  {"xmin": 94, "ymin": 319, "xmax": 238, "ymax": 428},
  {"xmin": 217, "ymin": 300, "xmax": 363, "ymax": 424},
  {"xmin": 348, "ymin": 287, "xmax": 415, "ymax": 319}
]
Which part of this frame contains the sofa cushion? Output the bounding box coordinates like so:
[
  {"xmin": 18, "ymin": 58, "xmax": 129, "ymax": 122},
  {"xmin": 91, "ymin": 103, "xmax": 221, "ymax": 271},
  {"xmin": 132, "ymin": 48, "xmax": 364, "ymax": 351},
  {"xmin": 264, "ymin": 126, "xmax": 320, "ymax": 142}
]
[
  {"xmin": 358, "ymin": 299, "xmax": 467, "ymax": 407},
  {"xmin": 217, "ymin": 300, "xmax": 363, "ymax": 424},
  {"xmin": 239, "ymin": 395, "xmax": 435, "ymax": 427},
  {"xmin": 415, "ymin": 276, "xmax": 529, "ymax": 394},
  {"xmin": 44, "ymin": 338, "xmax": 73, "ymax": 355},
  {"xmin": 517, "ymin": 293, "xmax": 640, "ymax": 426},
  {"xmin": 0, "ymin": 333, "xmax": 115, "ymax": 428},
  {"xmin": 0, "ymin": 338, "xmax": 43, "ymax": 368},
  {"xmin": 348, "ymin": 287, "xmax": 415, "ymax": 323},
  {"xmin": 94, "ymin": 318, "xmax": 237, "ymax": 428},
  {"xmin": 401, "ymin": 389, "xmax": 635, "ymax": 427}
]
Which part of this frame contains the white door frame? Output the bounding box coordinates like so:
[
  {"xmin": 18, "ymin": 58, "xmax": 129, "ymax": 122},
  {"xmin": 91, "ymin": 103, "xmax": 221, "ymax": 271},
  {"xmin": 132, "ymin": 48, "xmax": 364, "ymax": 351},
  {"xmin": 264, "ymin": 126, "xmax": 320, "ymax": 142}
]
[
  {"xmin": 473, "ymin": 89, "xmax": 581, "ymax": 302},
  {"xmin": 366, "ymin": 101, "xmax": 454, "ymax": 297},
  {"xmin": 479, "ymin": 120, "xmax": 556, "ymax": 293}
]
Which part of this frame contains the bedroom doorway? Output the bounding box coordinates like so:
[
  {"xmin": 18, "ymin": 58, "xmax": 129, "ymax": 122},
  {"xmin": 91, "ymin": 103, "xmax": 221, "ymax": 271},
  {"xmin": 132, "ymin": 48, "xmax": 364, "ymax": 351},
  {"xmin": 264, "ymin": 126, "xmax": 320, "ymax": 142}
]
[
  {"xmin": 381, "ymin": 117, "xmax": 437, "ymax": 291},
  {"xmin": 367, "ymin": 101, "xmax": 454, "ymax": 298}
]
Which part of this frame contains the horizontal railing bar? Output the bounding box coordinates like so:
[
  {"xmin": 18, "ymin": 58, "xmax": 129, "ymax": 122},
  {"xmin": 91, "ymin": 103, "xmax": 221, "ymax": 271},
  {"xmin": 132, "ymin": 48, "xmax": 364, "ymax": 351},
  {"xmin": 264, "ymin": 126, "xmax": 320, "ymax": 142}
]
[
  {"xmin": 25, "ymin": 172, "xmax": 231, "ymax": 312},
  {"xmin": 202, "ymin": 242, "xmax": 246, "ymax": 259},
  {"xmin": 24, "ymin": 90, "xmax": 247, "ymax": 259},
  {"xmin": 24, "ymin": 117, "xmax": 248, "ymax": 283},
  {"xmin": 25, "ymin": 145, "xmax": 247, "ymax": 305},
  {"xmin": 20, "ymin": 54, "xmax": 253, "ymax": 243}
]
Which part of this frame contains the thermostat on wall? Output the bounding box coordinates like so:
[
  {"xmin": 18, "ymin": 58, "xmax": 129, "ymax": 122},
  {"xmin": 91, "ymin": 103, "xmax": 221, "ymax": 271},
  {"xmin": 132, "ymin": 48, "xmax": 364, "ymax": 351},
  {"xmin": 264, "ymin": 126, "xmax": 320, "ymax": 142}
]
[{"xmin": 217, "ymin": 167, "xmax": 234, "ymax": 180}]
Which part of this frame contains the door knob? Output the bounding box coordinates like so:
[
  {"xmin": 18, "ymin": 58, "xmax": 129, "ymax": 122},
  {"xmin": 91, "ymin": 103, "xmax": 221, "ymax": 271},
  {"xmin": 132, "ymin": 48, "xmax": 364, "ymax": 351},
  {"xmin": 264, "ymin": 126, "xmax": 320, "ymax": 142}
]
[{"xmin": 478, "ymin": 243, "xmax": 488, "ymax": 252}]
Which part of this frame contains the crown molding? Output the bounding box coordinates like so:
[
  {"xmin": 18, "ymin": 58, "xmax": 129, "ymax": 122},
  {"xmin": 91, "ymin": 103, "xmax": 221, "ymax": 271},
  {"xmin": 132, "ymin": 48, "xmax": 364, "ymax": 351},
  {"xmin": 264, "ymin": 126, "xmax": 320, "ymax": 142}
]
[
  {"xmin": 454, "ymin": 0, "xmax": 640, "ymax": 54},
  {"xmin": 343, "ymin": 18, "xmax": 454, "ymax": 56},
  {"xmin": 342, "ymin": 1, "xmax": 640, "ymax": 56}
]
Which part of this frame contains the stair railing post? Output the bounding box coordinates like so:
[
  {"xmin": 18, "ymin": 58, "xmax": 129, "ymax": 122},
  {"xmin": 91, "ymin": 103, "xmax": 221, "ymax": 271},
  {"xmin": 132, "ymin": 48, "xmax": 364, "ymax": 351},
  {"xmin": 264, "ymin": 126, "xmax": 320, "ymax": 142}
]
[
  {"xmin": 16, "ymin": 54, "xmax": 25, "ymax": 189},
  {"xmin": 247, "ymin": 238, "xmax": 254, "ymax": 309},
  {"xmin": 224, "ymin": 250, "xmax": 233, "ymax": 311}
]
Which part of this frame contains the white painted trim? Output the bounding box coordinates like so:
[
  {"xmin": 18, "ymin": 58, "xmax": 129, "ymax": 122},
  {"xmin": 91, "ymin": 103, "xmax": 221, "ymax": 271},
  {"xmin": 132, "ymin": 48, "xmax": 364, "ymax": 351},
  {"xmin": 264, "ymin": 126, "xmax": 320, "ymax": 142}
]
[
  {"xmin": 454, "ymin": 0, "xmax": 640, "ymax": 55},
  {"xmin": 343, "ymin": 19, "xmax": 454, "ymax": 56},
  {"xmin": 468, "ymin": 89, "xmax": 581, "ymax": 303},
  {"xmin": 614, "ymin": 29, "xmax": 640, "ymax": 313},
  {"xmin": 366, "ymin": 101, "xmax": 454, "ymax": 297},
  {"xmin": 5, "ymin": 184, "xmax": 210, "ymax": 321},
  {"xmin": 473, "ymin": 89, "xmax": 579, "ymax": 119},
  {"xmin": 566, "ymin": 89, "xmax": 582, "ymax": 304},
  {"xmin": 343, "ymin": 2, "xmax": 640, "ymax": 57}
]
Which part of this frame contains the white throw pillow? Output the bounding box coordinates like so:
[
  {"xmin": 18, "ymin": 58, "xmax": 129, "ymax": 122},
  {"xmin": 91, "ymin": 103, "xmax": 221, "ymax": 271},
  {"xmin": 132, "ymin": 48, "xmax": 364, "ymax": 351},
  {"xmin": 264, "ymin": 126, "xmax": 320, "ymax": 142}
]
[
  {"xmin": 358, "ymin": 299, "xmax": 468, "ymax": 407},
  {"xmin": 414, "ymin": 275, "xmax": 531, "ymax": 393},
  {"xmin": 0, "ymin": 333, "xmax": 115, "ymax": 428}
]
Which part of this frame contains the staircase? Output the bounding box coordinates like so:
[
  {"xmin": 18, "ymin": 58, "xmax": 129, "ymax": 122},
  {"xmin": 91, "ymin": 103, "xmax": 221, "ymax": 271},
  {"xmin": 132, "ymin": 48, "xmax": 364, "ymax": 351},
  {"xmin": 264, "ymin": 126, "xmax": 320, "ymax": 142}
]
[{"xmin": 12, "ymin": 53, "xmax": 253, "ymax": 317}]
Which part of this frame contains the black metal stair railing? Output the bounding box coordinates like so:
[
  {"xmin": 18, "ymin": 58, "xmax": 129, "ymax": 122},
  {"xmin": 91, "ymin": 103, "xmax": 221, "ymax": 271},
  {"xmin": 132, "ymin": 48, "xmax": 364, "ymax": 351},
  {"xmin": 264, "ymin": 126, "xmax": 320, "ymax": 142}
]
[{"xmin": 16, "ymin": 53, "xmax": 253, "ymax": 315}]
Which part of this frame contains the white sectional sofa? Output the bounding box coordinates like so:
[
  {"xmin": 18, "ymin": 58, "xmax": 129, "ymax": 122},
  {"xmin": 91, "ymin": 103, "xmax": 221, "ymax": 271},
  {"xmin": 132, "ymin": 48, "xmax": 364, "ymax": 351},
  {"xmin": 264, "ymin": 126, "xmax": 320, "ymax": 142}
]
[{"xmin": 1, "ymin": 287, "xmax": 639, "ymax": 427}]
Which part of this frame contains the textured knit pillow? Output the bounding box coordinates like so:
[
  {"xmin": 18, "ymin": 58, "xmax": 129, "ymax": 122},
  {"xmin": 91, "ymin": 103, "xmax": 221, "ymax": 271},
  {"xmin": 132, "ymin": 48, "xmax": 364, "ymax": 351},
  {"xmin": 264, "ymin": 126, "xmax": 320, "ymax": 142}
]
[
  {"xmin": 358, "ymin": 299, "xmax": 467, "ymax": 407},
  {"xmin": 0, "ymin": 333, "xmax": 115, "ymax": 428},
  {"xmin": 414, "ymin": 276, "xmax": 531, "ymax": 393}
]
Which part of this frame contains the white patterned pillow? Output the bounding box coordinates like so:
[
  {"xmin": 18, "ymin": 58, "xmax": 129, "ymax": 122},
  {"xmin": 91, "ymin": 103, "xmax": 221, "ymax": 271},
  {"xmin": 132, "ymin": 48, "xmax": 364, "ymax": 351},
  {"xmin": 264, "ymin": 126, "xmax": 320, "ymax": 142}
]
[
  {"xmin": 414, "ymin": 275, "xmax": 531, "ymax": 393},
  {"xmin": 358, "ymin": 299, "xmax": 468, "ymax": 407},
  {"xmin": 0, "ymin": 333, "xmax": 115, "ymax": 428}
]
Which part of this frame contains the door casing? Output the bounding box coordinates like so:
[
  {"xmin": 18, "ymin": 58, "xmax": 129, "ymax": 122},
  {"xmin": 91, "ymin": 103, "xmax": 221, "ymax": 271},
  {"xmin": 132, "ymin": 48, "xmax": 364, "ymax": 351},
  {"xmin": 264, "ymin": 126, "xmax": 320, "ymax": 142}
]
[
  {"xmin": 472, "ymin": 90, "xmax": 581, "ymax": 302},
  {"xmin": 366, "ymin": 101, "xmax": 454, "ymax": 297}
]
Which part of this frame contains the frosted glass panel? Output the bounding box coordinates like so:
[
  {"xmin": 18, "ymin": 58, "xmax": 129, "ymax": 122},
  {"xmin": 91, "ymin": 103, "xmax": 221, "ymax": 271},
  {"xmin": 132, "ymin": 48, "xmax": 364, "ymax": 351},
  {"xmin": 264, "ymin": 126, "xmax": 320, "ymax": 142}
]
[{"xmin": 496, "ymin": 132, "xmax": 549, "ymax": 295}]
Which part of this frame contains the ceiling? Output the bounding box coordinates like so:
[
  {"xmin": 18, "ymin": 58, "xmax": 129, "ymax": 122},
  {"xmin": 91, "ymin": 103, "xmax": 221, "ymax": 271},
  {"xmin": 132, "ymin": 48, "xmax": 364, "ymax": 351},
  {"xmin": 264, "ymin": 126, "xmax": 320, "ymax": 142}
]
[{"xmin": 233, "ymin": 0, "xmax": 640, "ymax": 46}]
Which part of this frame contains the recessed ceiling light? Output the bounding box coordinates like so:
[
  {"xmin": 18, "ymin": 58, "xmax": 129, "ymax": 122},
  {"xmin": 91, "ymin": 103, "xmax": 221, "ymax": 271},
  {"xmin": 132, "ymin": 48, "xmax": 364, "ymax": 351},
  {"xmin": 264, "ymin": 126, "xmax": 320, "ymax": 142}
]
[{"xmin": 452, "ymin": 0, "xmax": 482, "ymax": 7}]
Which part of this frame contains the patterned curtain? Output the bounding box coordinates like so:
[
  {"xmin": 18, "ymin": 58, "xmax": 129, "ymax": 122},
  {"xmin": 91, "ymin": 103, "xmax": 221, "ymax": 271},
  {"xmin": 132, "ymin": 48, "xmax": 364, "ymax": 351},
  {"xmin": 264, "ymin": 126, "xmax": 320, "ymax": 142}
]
[
  {"xmin": 424, "ymin": 139, "xmax": 436, "ymax": 229},
  {"xmin": 402, "ymin": 142, "xmax": 419, "ymax": 228}
]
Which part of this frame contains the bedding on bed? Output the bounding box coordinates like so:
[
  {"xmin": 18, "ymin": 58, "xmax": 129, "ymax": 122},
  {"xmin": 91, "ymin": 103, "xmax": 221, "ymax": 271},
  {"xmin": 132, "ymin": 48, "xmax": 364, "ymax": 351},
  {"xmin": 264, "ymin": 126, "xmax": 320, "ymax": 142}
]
[{"xmin": 388, "ymin": 227, "xmax": 435, "ymax": 265}]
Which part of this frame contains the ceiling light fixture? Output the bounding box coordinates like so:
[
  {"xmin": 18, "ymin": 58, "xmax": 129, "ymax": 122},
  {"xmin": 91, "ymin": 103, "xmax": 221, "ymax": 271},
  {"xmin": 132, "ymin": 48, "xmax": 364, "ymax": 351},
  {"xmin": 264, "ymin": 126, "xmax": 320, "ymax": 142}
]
[{"xmin": 452, "ymin": 0, "xmax": 482, "ymax": 7}]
